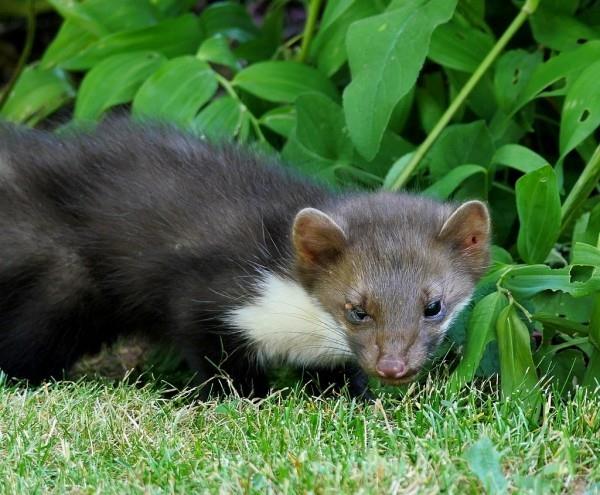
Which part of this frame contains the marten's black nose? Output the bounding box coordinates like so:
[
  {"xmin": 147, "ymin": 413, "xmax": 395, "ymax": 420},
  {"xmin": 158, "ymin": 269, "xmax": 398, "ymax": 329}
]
[{"xmin": 376, "ymin": 358, "xmax": 408, "ymax": 379}]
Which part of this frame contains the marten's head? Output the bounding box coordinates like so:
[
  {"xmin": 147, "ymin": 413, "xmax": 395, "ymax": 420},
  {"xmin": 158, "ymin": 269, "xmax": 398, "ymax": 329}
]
[{"xmin": 292, "ymin": 193, "xmax": 490, "ymax": 385}]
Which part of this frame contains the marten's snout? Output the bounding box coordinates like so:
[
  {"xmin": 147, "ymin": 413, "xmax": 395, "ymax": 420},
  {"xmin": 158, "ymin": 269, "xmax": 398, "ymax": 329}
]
[{"xmin": 375, "ymin": 356, "xmax": 408, "ymax": 379}]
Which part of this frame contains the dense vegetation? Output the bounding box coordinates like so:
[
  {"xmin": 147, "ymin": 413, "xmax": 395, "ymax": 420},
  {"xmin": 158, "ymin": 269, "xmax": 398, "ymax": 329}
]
[{"xmin": 1, "ymin": 0, "xmax": 599, "ymax": 492}]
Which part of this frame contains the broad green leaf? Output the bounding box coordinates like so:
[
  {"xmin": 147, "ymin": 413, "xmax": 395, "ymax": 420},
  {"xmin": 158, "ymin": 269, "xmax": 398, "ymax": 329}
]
[
  {"xmin": 198, "ymin": 1, "xmax": 258, "ymax": 42},
  {"xmin": 233, "ymin": 7, "xmax": 283, "ymax": 63},
  {"xmin": 282, "ymin": 136, "xmax": 339, "ymax": 186},
  {"xmin": 424, "ymin": 164, "xmax": 486, "ymax": 199},
  {"xmin": 356, "ymin": 130, "xmax": 414, "ymax": 178},
  {"xmin": 428, "ymin": 19, "xmax": 494, "ymax": 72},
  {"xmin": 493, "ymin": 49, "xmax": 543, "ymax": 112},
  {"xmin": 310, "ymin": 0, "xmax": 378, "ymax": 76},
  {"xmin": 75, "ymin": 52, "xmax": 165, "ymax": 121},
  {"xmin": 193, "ymin": 96, "xmax": 249, "ymax": 141},
  {"xmin": 425, "ymin": 121, "xmax": 494, "ymax": 178},
  {"xmin": 538, "ymin": 349, "xmax": 586, "ymax": 395},
  {"xmin": 492, "ymin": 144, "xmax": 549, "ymax": 174},
  {"xmin": 464, "ymin": 437, "xmax": 508, "ymax": 495},
  {"xmin": 530, "ymin": 6, "xmax": 599, "ymax": 51},
  {"xmin": 295, "ymin": 94, "xmax": 353, "ymax": 162},
  {"xmin": 572, "ymin": 242, "xmax": 600, "ymax": 267},
  {"xmin": 383, "ymin": 152, "xmax": 415, "ymax": 189},
  {"xmin": 516, "ymin": 166, "xmax": 561, "ymax": 264},
  {"xmin": 583, "ymin": 289, "xmax": 600, "ymax": 388},
  {"xmin": 196, "ymin": 35, "xmax": 240, "ymax": 71},
  {"xmin": 132, "ymin": 56, "xmax": 217, "ymax": 126},
  {"xmin": 572, "ymin": 203, "xmax": 600, "ymax": 248},
  {"xmin": 233, "ymin": 61, "xmax": 338, "ymax": 103},
  {"xmin": 512, "ymin": 41, "xmax": 600, "ymax": 115},
  {"xmin": 559, "ymin": 59, "xmax": 600, "ymax": 158},
  {"xmin": 452, "ymin": 292, "xmax": 508, "ymax": 385},
  {"xmin": 259, "ymin": 106, "xmax": 296, "ymax": 139},
  {"xmin": 533, "ymin": 314, "xmax": 589, "ymax": 337},
  {"xmin": 0, "ymin": 65, "xmax": 75, "ymax": 126},
  {"xmin": 496, "ymin": 304, "xmax": 541, "ymax": 411},
  {"xmin": 503, "ymin": 265, "xmax": 600, "ymax": 299},
  {"xmin": 319, "ymin": 0, "xmax": 356, "ymax": 31},
  {"xmin": 49, "ymin": 0, "xmax": 159, "ymax": 34},
  {"xmin": 446, "ymin": 69, "xmax": 497, "ymax": 120},
  {"xmin": 416, "ymin": 86, "xmax": 444, "ymax": 134},
  {"xmin": 41, "ymin": 20, "xmax": 98, "ymax": 68},
  {"xmin": 343, "ymin": 0, "xmax": 457, "ymax": 160},
  {"xmin": 62, "ymin": 14, "xmax": 203, "ymax": 70}
]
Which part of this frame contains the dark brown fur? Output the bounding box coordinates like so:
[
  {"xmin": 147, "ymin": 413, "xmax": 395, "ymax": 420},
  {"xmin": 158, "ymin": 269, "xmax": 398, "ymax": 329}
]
[{"xmin": 0, "ymin": 119, "xmax": 490, "ymax": 396}]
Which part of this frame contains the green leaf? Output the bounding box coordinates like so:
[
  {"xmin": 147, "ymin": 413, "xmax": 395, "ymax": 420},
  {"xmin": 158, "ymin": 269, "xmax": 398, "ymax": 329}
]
[
  {"xmin": 382, "ymin": 152, "xmax": 415, "ymax": 189},
  {"xmin": 75, "ymin": 52, "xmax": 165, "ymax": 122},
  {"xmin": 196, "ymin": 35, "xmax": 240, "ymax": 71},
  {"xmin": 428, "ymin": 19, "xmax": 494, "ymax": 72},
  {"xmin": 132, "ymin": 56, "xmax": 217, "ymax": 126},
  {"xmin": 282, "ymin": 136, "xmax": 339, "ymax": 186},
  {"xmin": 530, "ymin": 6, "xmax": 600, "ymax": 51},
  {"xmin": 259, "ymin": 106, "xmax": 296, "ymax": 139},
  {"xmin": 512, "ymin": 41, "xmax": 600, "ymax": 115},
  {"xmin": 492, "ymin": 144, "xmax": 549, "ymax": 174},
  {"xmin": 516, "ymin": 166, "xmax": 561, "ymax": 264},
  {"xmin": 294, "ymin": 94, "xmax": 353, "ymax": 162},
  {"xmin": 425, "ymin": 121, "xmax": 494, "ymax": 179},
  {"xmin": 538, "ymin": 349, "xmax": 586, "ymax": 396},
  {"xmin": 452, "ymin": 292, "xmax": 508, "ymax": 385},
  {"xmin": 233, "ymin": 7, "xmax": 282, "ymax": 63},
  {"xmin": 464, "ymin": 437, "xmax": 508, "ymax": 495},
  {"xmin": 496, "ymin": 305, "xmax": 542, "ymax": 411},
  {"xmin": 559, "ymin": 59, "xmax": 600, "ymax": 158},
  {"xmin": 198, "ymin": 1, "xmax": 258, "ymax": 42},
  {"xmin": 343, "ymin": 0, "xmax": 457, "ymax": 160},
  {"xmin": 193, "ymin": 96, "xmax": 248, "ymax": 141},
  {"xmin": 572, "ymin": 203, "xmax": 600, "ymax": 248},
  {"xmin": 40, "ymin": 20, "xmax": 98, "ymax": 69},
  {"xmin": 423, "ymin": 164, "xmax": 486, "ymax": 199},
  {"xmin": 233, "ymin": 61, "xmax": 338, "ymax": 104},
  {"xmin": 310, "ymin": 0, "xmax": 378, "ymax": 76},
  {"xmin": 356, "ymin": 130, "xmax": 415, "ymax": 178},
  {"xmin": 49, "ymin": 0, "xmax": 160, "ymax": 34},
  {"xmin": 62, "ymin": 14, "xmax": 203, "ymax": 70},
  {"xmin": 493, "ymin": 49, "xmax": 543, "ymax": 112},
  {"xmin": 0, "ymin": 65, "xmax": 75, "ymax": 126},
  {"xmin": 572, "ymin": 242, "xmax": 600, "ymax": 267},
  {"xmin": 503, "ymin": 265, "xmax": 600, "ymax": 299}
]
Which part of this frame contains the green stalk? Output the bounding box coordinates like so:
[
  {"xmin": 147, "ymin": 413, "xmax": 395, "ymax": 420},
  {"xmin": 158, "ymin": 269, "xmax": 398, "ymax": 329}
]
[
  {"xmin": 215, "ymin": 73, "xmax": 267, "ymax": 142},
  {"xmin": 297, "ymin": 0, "xmax": 323, "ymax": 63},
  {"xmin": 0, "ymin": 0, "xmax": 36, "ymax": 112},
  {"xmin": 560, "ymin": 144, "xmax": 600, "ymax": 231},
  {"xmin": 388, "ymin": 0, "xmax": 540, "ymax": 191}
]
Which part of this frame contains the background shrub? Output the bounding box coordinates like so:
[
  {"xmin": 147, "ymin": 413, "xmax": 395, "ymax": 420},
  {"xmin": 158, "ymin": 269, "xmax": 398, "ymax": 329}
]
[{"xmin": 1, "ymin": 0, "xmax": 599, "ymax": 407}]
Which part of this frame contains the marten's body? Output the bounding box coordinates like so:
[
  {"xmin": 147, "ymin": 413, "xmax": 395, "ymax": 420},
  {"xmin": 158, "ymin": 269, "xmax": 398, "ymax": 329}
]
[{"xmin": 0, "ymin": 120, "xmax": 490, "ymax": 397}]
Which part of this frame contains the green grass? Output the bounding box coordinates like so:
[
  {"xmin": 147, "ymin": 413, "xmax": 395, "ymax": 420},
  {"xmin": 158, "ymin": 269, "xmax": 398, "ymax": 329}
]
[{"xmin": 1, "ymin": 375, "xmax": 598, "ymax": 494}]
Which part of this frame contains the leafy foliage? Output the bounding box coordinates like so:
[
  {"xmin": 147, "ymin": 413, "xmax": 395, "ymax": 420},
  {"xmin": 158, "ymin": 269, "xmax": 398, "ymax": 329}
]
[{"xmin": 1, "ymin": 0, "xmax": 599, "ymax": 402}]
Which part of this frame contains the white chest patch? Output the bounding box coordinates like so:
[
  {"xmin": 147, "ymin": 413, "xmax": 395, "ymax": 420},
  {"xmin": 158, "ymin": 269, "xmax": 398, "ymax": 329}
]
[{"xmin": 225, "ymin": 272, "xmax": 352, "ymax": 367}]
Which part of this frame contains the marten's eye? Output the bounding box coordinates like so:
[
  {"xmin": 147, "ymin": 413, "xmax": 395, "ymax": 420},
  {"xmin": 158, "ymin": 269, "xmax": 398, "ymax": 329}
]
[
  {"xmin": 423, "ymin": 299, "xmax": 444, "ymax": 319},
  {"xmin": 344, "ymin": 303, "xmax": 371, "ymax": 324}
]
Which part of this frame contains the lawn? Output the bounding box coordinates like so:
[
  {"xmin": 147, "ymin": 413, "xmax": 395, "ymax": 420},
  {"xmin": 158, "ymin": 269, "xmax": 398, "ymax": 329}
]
[{"xmin": 1, "ymin": 375, "xmax": 598, "ymax": 494}]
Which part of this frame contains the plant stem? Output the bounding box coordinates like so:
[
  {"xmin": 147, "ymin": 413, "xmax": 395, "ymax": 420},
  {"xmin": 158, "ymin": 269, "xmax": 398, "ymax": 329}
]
[
  {"xmin": 0, "ymin": 0, "xmax": 36, "ymax": 113},
  {"xmin": 388, "ymin": 0, "xmax": 540, "ymax": 191},
  {"xmin": 214, "ymin": 73, "xmax": 266, "ymax": 142},
  {"xmin": 297, "ymin": 0, "xmax": 323, "ymax": 63},
  {"xmin": 560, "ymin": 144, "xmax": 600, "ymax": 232}
]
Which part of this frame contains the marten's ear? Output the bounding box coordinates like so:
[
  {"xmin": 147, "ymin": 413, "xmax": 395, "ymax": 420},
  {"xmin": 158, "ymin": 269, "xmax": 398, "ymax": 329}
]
[
  {"xmin": 293, "ymin": 208, "xmax": 347, "ymax": 267},
  {"xmin": 438, "ymin": 201, "xmax": 490, "ymax": 276}
]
